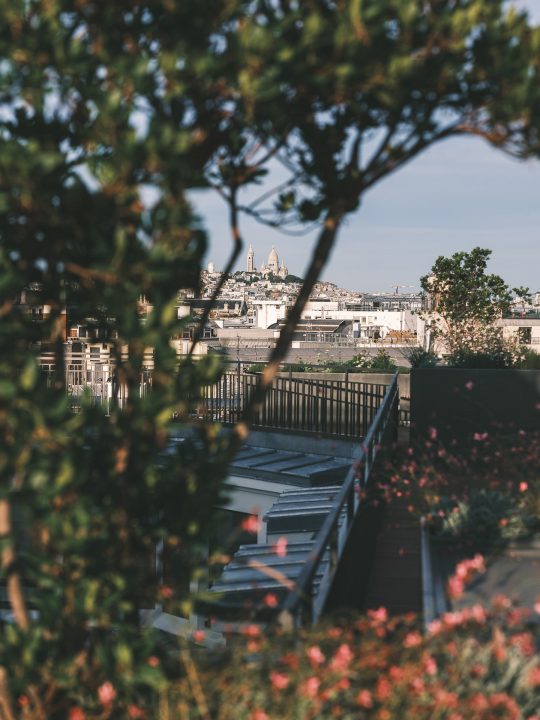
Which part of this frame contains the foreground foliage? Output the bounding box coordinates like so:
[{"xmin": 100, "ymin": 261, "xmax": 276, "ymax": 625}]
[
  {"xmin": 381, "ymin": 429, "xmax": 540, "ymax": 551},
  {"xmin": 180, "ymin": 604, "xmax": 540, "ymax": 719}
]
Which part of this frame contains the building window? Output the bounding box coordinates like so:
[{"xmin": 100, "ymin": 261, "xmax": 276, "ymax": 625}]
[{"xmin": 518, "ymin": 327, "xmax": 532, "ymax": 344}]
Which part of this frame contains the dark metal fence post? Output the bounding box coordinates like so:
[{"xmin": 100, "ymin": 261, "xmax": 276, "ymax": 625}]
[
  {"xmin": 287, "ymin": 368, "xmax": 293, "ymax": 428},
  {"xmin": 343, "ymin": 370, "xmax": 349, "ymax": 437},
  {"xmin": 234, "ymin": 359, "xmax": 242, "ymax": 422}
]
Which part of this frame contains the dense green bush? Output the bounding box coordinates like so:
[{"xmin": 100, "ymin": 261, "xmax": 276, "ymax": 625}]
[
  {"xmin": 407, "ymin": 347, "xmax": 439, "ymax": 368},
  {"xmin": 447, "ymin": 347, "xmax": 516, "ymax": 368},
  {"xmin": 517, "ymin": 349, "xmax": 540, "ymax": 369}
]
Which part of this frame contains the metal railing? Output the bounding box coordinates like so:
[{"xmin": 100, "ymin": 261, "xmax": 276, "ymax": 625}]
[
  {"xmin": 200, "ymin": 372, "xmax": 388, "ymax": 439},
  {"xmin": 279, "ymin": 373, "xmax": 399, "ymax": 626}
]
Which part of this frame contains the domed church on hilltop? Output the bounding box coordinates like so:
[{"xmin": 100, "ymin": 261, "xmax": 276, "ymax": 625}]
[{"xmin": 246, "ymin": 244, "xmax": 288, "ymax": 279}]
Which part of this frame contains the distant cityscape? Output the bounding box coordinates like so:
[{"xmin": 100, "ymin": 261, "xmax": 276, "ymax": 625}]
[{"xmin": 15, "ymin": 242, "xmax": 540, "ymax": 403}]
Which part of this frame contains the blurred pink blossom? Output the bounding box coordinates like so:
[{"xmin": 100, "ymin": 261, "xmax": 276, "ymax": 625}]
[
  {"xmin": 242, "ymin": 515, "xmax": 261, "ymax": 534},
  {"xmin": 367, "ymin": 606, "xmax": 388, "ymax": 623},
  {"xmin": 274, "ymin": 537, "xmax": 288, "ymax": 557},
  {"xmin": 98, "ymin": 682, "xmax": 116, "ymax": 706},
  {"xmin": 250, "ymin": 710, "xmax": 270, "ymax": 720},
  {"xmin": 403, "ymin": 631, "xmax": 422, "ymax": 648},
  {"xmin": 306, "ymin": 645, "xmax": 326, "ymax": 666},
  {"xmin": 301, "ymin": 676, "xmax": 321, "ymax": 698},
  {"xmin": 69, "ymin": 710, "xmax": 86, "ymax": 720},
  {"xmin": 270, "ymin": 671, "xmax": 289, "ymax": 690},
  {"xmin": 330, "ymin": 643, "xmax": 353, "ymax": 672},
  {"xmin": 356, "ymin": 689, "xmax": 373, "ymax": 708}
]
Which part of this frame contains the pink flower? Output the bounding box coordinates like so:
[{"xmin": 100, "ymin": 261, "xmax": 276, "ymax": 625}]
[
  {"xmin": 367, "ymin": 606, "xmax": 388, "ymax": 623},
  {"xmin": 243, "ymin": 624, "xmax": 261, "ymax": 638},
  {"xmin": 128, "ymin": 706, "xmax": 145, "ymax": 719},
  {"xmin": 376, "ymin": 677, "xmax": 391, "ymax": 701},
  {"xmin": 448, "ymin": 554, "xmax": 486, "ymax": 599},
  {"xmin": 98, "ymin": 682, "xmax": 116, "ymax": 706},
  {"xmin": 424, "ymin": 655, "xmax": 437, "ymax": 676},
  {"xmin": 469, "ymin": 604, "xmax": 487, "ymax": 624},
  {"xmin": 469, "ymin": 693, "xmax": 489, "ymax": 712},
  {"xmin": 403, "ymin": 631, "xmax": 422, "ymax": 648},
  {"xmin": 147, "ymin": 656, "xmax": 160, "ymax": 667},
  {"xmin": 356, "ymin": 690, "xmax": 373, "ymax": 708},
  {"xmin": 519, "ymin": 481, "xmax": 528, "ymax": 492},
  {"xmin": 191, "ymin": 630, "xmax": 205, "ymax": 643},
  {"xmin": 250, "ymin": 711, "xmax": 270, "ymax": 720},
  {"xmin": 447, "ymin": 575, "xmax": 465, "ymax": 600},
  {"xmin": 465, "ymin": 381, "xmax": 474, "ymax": 391},
  {"xmin": 160, "ymin": 585, "xmax": 173, "ymax": 599},
  {"xmin": 270, "ymin": 671, "xmax": 289, "ymax": 690},
  {"xmin": 411, "ymin": 677, "xmax": 425, "ymax": 693},
  {"xmin": 510, "ymin": 632, "xmax": 535, "ymax": 656},
  {"xmin": 492, "ymin": 594, "xmax": 512, "ymax": 611},
  {"xmin": 306, "ymin": 645, "xmax": 326, "ymax": 666},
  {"xmin": 242, "ymin": 515, "xmax": 260, "ymax": 534},
  {"xmin": 528, "ymin": 667, "xmax": 540, "ymax": 686},
  {"xmin": 428, "ymin": 426, "xmax": 438, "ymax": 440},
  {"xmin": 274, "ymin": 537, "xmax": 288, "ymax": 557},
  {"xmin": 69, "ymin": 710, "xmax": 86, "ymax": 720},
  {"xmin": 263, "ymin": 593, "xmax": 278, "ymax": 608},
  {"xmin": 473, "ymin": 432, "xmax": 488, "ymax": 441},
  {"xmin": 330, "ymin": 643, "xmax": 353, "ymax": 672},
  {"xmin": 301, "ymin": 676, "xmax": 321, "ymax": 698}
]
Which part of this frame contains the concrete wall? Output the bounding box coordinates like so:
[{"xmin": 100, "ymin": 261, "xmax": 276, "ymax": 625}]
[{"xmin": 411, "ymin": 368, "xmax": 540, "ymax": 445}]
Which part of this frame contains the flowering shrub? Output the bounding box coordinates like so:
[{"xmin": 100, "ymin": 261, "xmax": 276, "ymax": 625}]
[
  {"xmin": 429, "ymin": 490, "xmax": 537, "ymax": 550},
  {"xmin": 378, "ymin": 429, "xmax": 540, "ymax": 551},
  {"xmin": 179, "ymin": 600, "xmax": 540, "ymax": 719},
  {"xmin": 446, "ymin": 554, "xmax": 486, "ymax": 600}
]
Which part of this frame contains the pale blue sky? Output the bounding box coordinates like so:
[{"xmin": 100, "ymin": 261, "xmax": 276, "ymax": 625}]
[{"xmin": 194, "ymin": 1, "xmax": 540, "ymax": 294}]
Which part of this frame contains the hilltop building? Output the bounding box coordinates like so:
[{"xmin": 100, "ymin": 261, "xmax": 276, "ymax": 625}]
[
  {"xmin": 247, "ymin": 245, "xmax": 288, "ymax": 279},
  {"xmin": 246, "ymin": 244, "xmax": 255, "ymax": 273}
]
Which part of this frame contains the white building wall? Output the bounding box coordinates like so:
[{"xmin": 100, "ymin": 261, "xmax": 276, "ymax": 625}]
[
  {"xmin": 302, "ymin": 307, "xmax": 417, "ymax": 337},
  {"xmin": 254, "ymin": 300, "xmax": 288, "ymax": 328},
  {"xmin": 498, "ymin": 319, "xmax": 540, "ymax": 353}
]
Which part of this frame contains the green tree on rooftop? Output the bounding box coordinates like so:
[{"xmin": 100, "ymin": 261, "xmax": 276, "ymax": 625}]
[{"xmin": 420, "ymin": 247, "xmax": 532, "ymax": 364}]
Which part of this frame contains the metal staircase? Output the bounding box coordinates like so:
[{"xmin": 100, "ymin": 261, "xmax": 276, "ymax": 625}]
[{"xmin": 208, "ymin": 486, "xmax": 344, "ymax": 614}]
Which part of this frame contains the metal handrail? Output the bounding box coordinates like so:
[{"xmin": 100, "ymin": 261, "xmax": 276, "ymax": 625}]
[
  {"xmin": 201, "ymin": 372, "xmax": 388, "ymax": 439},
  {"xmin": 279, "ymin": 373, "xmax": 399, "ymax": 626}
]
